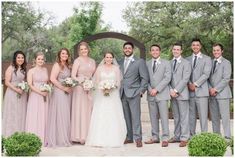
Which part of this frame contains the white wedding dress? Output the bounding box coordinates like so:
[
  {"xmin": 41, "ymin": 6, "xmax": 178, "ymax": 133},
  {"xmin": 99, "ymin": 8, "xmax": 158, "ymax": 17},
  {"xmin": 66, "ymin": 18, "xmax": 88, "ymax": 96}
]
[{"xmin": 86, "ymin": 65, "xmax": 127, "ymax": 147}]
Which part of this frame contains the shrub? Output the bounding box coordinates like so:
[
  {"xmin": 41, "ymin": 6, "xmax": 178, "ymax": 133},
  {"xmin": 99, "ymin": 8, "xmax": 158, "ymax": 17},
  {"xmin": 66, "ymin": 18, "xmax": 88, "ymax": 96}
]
[
  {"xmin": 188, "ymin": 132, "xmax": 227, "ymax": 156},
  {"xmin": 2, "ymin": 136, "xmax": 5, "ymax": 153},
  {"xmin": 4, "ymin": 132, "xmax": 42, "ymax": 156},
  {"xmin": 230, "ymin": 136, "xmax": 234, "ymax": 155}
]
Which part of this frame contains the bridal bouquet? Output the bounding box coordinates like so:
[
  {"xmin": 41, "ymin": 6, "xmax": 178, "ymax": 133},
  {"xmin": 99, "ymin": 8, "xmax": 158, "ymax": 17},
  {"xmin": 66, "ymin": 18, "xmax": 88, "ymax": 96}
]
[
  {"xmin": 98, "ymin": 80, "xmax": 117, "ymax": 96},
  {"xmin": 16, "ymin": 81, "xmax": 29, "ymax": 98},
  {"xmin": 62, "ymin": 77, "xmax": 78, "ymax": 87},
  {"xmin": 40, "ymin": 83, "xmax": 53, "ymax": 102}
]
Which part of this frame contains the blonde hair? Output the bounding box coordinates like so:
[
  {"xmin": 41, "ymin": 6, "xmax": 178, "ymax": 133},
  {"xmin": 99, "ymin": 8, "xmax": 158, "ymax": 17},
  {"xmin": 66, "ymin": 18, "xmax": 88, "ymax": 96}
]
[
  {"xmin": 32, "ymin": 52, "xmax": 45, "ymax": 67},
  {"xmin": 77, "ymin": 41, "xmax": 90, "ymax": 56}
]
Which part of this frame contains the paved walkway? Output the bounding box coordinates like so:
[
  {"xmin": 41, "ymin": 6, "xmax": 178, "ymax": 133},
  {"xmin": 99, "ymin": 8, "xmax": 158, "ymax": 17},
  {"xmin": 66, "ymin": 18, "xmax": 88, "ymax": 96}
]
[{"xmin": 40, "ymin": 120, "xmax": 233, "ymax": 156}]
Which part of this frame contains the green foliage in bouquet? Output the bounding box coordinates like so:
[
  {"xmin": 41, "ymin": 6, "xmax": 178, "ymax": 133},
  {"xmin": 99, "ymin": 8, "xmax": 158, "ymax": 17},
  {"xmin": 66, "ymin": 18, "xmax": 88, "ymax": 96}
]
[
  {"xmin": 188, "ymin": 132, "xmax": 227, "ymax": 156},
  {"xmin": 4, "ymin": 132, "xmax": 42, "ymax": 156}
]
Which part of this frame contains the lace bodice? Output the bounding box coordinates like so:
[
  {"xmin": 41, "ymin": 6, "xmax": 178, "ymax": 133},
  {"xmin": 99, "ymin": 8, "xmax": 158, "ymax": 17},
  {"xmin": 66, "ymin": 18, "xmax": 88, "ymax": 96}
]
[{"xmin": 100, "ymin": 71, "xmax": 116, "ymax": 82}]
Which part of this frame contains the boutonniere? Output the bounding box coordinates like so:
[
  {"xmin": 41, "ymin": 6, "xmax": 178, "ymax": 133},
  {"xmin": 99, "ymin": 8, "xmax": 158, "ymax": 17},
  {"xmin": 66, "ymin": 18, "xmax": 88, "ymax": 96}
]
[
  {"xmin": 131, "ymin": 58, "xmax": 135, "ymax": 62},
  {"xmin": 157, "ymin": 61, "xmax": 161, "ymax": 64},
  {"xmin": 178, "ymin": 60, "xmax": 181, "ymax": 63}
]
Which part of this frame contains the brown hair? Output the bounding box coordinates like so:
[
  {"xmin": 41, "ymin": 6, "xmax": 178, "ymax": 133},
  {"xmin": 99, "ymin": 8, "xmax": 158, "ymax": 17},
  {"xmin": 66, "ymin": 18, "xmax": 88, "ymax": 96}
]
[
  {"xmin": 56, "ymin": 48, "xmax": 71, "ymax": 69},
  {"xmin": 103, "ymin": 51, "xmax": 115, "ymax": 58}
]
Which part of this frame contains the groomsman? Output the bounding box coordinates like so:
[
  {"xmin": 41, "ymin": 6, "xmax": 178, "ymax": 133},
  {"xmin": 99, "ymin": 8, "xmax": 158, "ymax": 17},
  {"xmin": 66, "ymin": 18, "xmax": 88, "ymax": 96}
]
[
  {"xmin": 168, "ymin": 43, "xmax": 191, "ymax": 147},
  {"xmin": 209, "ymin": 43, "xmax": 232, "ymax": 140},
  {"xmin": 186, "ymin": 38, "xmax": 212, "ymax": 137},
  {"xmin": 145, "ymin": 44, "xmax": 171, "ymax": 147},
  {"xmin": 119, "ymin": 42, "xmax": 149, "ymax": 148}
]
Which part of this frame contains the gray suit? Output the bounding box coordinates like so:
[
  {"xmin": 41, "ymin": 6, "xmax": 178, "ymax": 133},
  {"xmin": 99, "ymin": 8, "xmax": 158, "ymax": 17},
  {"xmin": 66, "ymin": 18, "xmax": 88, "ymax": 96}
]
[
  {"xmin": 170, "ymin": 57, "xmax": 191, "ymax": 141},
  {"xmin": 209, "ymin": 57, "xmax": 232, "ymax": 138},
  {"xmin": 146, "ymin": 58, "xmax": 171, "ymax": 141},
  {"xmin": 119, "ymin": 56, "xmax": 149, "ymax": 141},
  {"xmin": 186, "ymin": 53, "xmax": 212, "ymax": 136}
]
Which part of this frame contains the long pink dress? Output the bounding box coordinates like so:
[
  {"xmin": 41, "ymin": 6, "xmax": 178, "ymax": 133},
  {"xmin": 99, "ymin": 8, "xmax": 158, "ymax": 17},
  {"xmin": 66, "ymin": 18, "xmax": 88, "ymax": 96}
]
[
  {"xmin": 71, "ymin": 57, "xmax": 96, "ymax": 143},
  {"xmin": 46, "ymin": 66, "xmax": 72, "ymax": 147},
  {"xmin": 25, "ymin": 67, "xmax": 49, "ymax": 146},
  {"xmin": 2, "ymin": 66, "xmax": 27, "ymax": 137}
]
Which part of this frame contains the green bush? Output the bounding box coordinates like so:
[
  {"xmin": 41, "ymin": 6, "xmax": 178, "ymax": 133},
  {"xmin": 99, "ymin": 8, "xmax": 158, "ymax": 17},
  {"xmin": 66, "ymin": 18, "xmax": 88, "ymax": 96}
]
[
  {"xmin": 230, "ymin": 136, "xmax": 234, "ymax": 155},
  {"xmin": 4, "ymin": 132, "xmax": 42, "ymax": 156},
  {"xmin": 2, "ymin": 136, "xmax": 5, "ymax": 153},
  {"xmin": 188, "ymin": 132, "xmax": 227, "ymax": 156}
]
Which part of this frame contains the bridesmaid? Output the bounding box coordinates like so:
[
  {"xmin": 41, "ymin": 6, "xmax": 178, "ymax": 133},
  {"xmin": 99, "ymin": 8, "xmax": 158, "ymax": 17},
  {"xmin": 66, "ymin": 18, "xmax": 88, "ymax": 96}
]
[
  {"xmin": 2, "ymin": 51, "xmax": 28, "ymax": 137},
  {"xmin": 46, "ymin": 48, "xmax": 72, "ymax": 147},
  {"xmin": 71, "ymin": 42, "xmax": 96, "ymax": 144},
  {"xmin": 25, "ymin": 52, "xmax": 49, "ymax": 146}
]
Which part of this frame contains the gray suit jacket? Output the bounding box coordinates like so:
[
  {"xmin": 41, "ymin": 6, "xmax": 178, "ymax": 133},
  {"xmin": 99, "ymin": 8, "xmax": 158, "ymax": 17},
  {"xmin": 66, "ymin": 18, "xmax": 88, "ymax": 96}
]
[
  {"xmin": 146, "ymin": 58, "xmax": 171, "ymax": 101},
  {"xmin": 170, "ymin": 57, "xmax": 191, "ymax": 100},
  {"xmin": 119, "ymin": 56, "xmax": 149, "ymax": 98},
  {"xmin": 186, "ymin": 53, "xmax": 212, "ymax": 97},
  {"xmin": 209, "ymin": 57, "xmax": 232, "ymax": 99}
]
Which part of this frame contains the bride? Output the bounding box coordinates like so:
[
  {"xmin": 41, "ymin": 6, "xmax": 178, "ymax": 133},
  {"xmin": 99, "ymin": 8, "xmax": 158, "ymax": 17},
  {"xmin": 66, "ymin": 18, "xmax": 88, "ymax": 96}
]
[{"xmin": 86, "ymin": 51, "xmax": 127, "ymax": 147}]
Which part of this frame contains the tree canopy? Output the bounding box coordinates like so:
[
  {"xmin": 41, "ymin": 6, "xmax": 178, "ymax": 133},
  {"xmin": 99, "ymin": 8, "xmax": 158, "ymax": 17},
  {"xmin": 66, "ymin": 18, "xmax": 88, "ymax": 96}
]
[{"xmin": 123, "ymin": 1, "xmax": 233, "ymax": 63}]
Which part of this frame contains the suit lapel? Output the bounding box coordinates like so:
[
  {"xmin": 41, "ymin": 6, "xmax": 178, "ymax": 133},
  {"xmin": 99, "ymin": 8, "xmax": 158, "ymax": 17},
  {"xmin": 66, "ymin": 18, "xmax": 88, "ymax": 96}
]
[
  {"xmin": 147, "ymin": 60, "xmax": 153, "ymax": 76},
  {"xmin": 124, "ymin": 56, "xmax": 136, "ymax": 75},
  {"xmin": 194, "ymin": 55, "xmax": 202, "ymax": 69},
  {"xmin": 120, "ymin": 58, "xmax": 125, "ymax": 75},
  {"xmin": 174, "ymin": 61, "xmax": 181, "ymax": 72},
  {"xmin": 153, "ymin": 59, "xmax": 160, "ymax": 73},
  {"xmin": 214, "ymin": 57, "xmax": 223, "ymax": 74}
]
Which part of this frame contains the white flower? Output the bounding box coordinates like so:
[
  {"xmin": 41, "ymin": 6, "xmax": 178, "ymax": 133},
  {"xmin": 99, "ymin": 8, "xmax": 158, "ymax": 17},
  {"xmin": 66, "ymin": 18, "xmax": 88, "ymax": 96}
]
[
  {"xmin": 98, "ymin": 80, "xmax": 117, "ymax": 96},
  {"xmin": 17, "ymin": 81, "xmax": 29, "ymax": 92},
  {"xmin": 62, "ymin": 77, "xmax": 78, "ymax": 87},
  {"xmin": 40, "ymin": 83, "xmax": 53, "ymax": 93},
  {"xmin": 83, "ymin": 79, "xmax": 94, "ymax": 90}
]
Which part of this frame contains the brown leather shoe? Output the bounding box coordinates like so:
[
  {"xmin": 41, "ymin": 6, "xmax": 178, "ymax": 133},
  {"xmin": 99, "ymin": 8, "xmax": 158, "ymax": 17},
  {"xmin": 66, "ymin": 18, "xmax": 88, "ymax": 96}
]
[
  {"xmin": 124, "ymin": 139, "xmax": 134, "ymax": 144},
  {"xmin": 136, "ymin": 140, "xmax": 143, "ymax": 147},
  {"xmin": 144, "ymin": 139, "xmax": 160, "ymax": 144},
  {"xmin": 179, "ymin": 141, "xmax": 187, "ymax": 147},
  {"xmin": 168, "ymin": 137, "xmax": 180, "ymax": 143},
  {"xmin": 161, "ymin": 141, "xmax": 168, "ymax": 147}
]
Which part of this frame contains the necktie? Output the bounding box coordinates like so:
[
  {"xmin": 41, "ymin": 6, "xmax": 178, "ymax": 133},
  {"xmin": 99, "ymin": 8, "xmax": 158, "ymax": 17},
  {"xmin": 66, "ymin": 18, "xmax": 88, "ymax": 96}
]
[
  {"xmin": 193, "ymin": 56, "xmax": 197, "ymax": 68},
  {"xmin": 173, "ymin": 59, "xmax": 177, "ymax": 71},
  {"xmin": 124, "ymin": 58, "xmax": 129, "ymax": 73},
  {"xmin": 213, "ymin": 60, "xmax": 218, "ymax": 73},
  {"xmin": 153, "ymin": 60, "xmax": 156, "ymax": 72}
]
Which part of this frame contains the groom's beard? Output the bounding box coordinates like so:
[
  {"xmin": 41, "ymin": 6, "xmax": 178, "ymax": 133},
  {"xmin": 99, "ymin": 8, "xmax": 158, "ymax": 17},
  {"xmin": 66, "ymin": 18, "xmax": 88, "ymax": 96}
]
[{"xmin": 124, "ymin": 52, "xmax": 133, "ymax": 57}]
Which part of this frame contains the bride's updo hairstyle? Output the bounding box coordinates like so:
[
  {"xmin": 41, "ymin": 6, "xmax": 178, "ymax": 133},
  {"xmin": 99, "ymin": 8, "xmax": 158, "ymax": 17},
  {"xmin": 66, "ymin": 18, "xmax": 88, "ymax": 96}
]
[
  {"xmin": 103, "ymin": 51, "xmax": 114, "ymax": 58},
  {"xmin": 103, "ymin": 51, "xmax": 115, "ymax": 64}
]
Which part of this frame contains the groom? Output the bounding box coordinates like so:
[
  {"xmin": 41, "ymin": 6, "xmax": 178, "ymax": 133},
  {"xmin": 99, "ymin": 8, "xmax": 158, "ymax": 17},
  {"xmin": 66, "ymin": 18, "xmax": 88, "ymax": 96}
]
[{"xmin": 119, "ymin": 41, "xmax": 149, "ymax": 147}]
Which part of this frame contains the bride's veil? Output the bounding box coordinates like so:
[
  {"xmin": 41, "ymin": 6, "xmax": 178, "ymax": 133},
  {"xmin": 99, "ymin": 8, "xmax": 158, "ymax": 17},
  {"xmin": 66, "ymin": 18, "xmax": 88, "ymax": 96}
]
[{"xmin": 92, "ymin": 57, "xmax": 122, "ymax": 100}]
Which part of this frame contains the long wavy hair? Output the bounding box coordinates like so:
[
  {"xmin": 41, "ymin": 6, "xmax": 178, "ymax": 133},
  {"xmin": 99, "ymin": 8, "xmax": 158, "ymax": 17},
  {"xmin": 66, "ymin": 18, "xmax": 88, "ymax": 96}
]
[
  {"xmin": 12, "ymin": 50, "xmax": 27, "ymax": 79},
  {"xmin": 56, "ymin": 48, "xmax": 71, "ymax": 69}
]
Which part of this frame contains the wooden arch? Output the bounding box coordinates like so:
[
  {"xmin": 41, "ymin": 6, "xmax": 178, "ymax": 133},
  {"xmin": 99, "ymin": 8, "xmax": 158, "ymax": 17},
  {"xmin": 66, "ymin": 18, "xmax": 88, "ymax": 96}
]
[{"xmin": 73, "ymin": 32, "xmax": 146, "ymax": 60}]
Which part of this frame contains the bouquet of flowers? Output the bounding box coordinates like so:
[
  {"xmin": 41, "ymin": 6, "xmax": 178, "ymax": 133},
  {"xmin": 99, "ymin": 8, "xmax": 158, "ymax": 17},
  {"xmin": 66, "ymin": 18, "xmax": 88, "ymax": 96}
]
[
  {"xmin": 98, "ymin": 80, "xmax": 117, "ymax": 96},
  {"xmin": 61, "ymin": 77, "xmax": 78, "ymax": 94},
  {"xmin": 40, "ymin": 83, "xmax": 53, "ymax": 102},
  {"xmin": 62, "ymin": 77, "xmax": 78, "ymax": 87},
  {"xmin": 82, "ymin": 79, "xmax": 94, "ymax": 91},
  {"xmin": 16, "ymin": 81, "xmax": 29, "ymax": 98}
]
